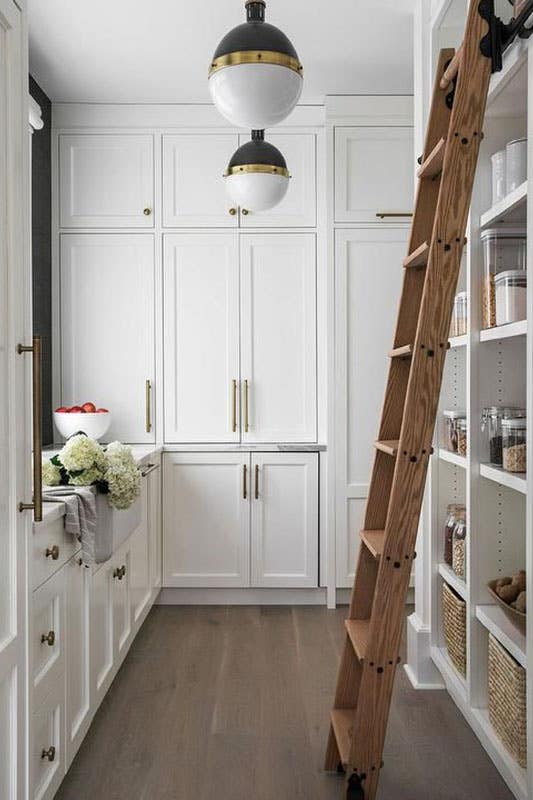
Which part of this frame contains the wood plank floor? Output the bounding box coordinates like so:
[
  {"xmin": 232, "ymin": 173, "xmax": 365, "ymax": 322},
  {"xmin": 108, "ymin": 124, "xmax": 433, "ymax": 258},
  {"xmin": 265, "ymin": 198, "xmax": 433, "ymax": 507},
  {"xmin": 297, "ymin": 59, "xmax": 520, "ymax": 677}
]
[{"xmin": 56, "ymin": 606, "xmax": 515, "ymax": 800}]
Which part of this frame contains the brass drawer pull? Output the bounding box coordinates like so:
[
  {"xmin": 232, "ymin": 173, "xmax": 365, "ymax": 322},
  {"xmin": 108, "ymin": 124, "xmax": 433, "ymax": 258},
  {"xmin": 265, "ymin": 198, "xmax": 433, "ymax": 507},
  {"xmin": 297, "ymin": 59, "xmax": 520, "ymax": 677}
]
[
  {"xmin": 119, "ymin": 565, "xmax": 126, "ymax": 580},
  {"xmin": 244, "ymin": 379, "xmax": 249, "ymax": 433},
  {"xmin": 241, "ymin": 208, "xmax": 249, "ymax": 215},
  {"xmin": 255, "ymin": 464, "xmax": 259, "ymax": 499},
  {"xmin": 41, "ymin": 746, "xmax": 56, "ymax": 762},
  {"xmin": 41, "ymin": 630, "xmax": 55, "ymax": 647},
  {"xmin": 232, "ymin": 379, "xmax": 237, "ymax": 433},
  {"xmin": 242, "ymin": 464, "xmax": 247, "ymax": 500},
  {"xmin": 145, "ymin": 379, "xmax": 152, "ymax": 433},
  {"xmin": 143, "ymin": 207, "xmax": 152, "ymax": 216},
  {"xmin": 375, "ymin": 212, "xmax": 413, "ymax": 219},
  {"xmin": 45, "ymin": 545, "xmax": 59, "ymax": 560},
  {"xmin": 17, "ymin": 337, "xmax": 43, "ymax": 522},
  {"xmin": 228, "ymin": 207, "xmax": 237, "ymax": 216}
]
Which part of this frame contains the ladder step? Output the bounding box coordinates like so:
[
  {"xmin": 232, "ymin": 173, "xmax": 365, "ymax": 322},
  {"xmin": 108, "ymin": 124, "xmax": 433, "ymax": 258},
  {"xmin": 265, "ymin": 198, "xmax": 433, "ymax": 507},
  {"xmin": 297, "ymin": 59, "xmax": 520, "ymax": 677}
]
[
  {"xmin": 374, "ymin": 439, "xmax": 399, "ymax": 456},
  {"xmin": 360, "ymin": 530, "xmax": 385, "ymax": 559},
  {"xmin": 345, "ymin": 619, "xmax": 370, "ymax": 661},
  {"xmin": 417, "ymin": 137, "xmax": 446, "ymax": 179},
  {"xmin": 389, "ymin": 344, "xmax": 412, "ymax": 359},
  {"xmin": 403, "ymin": 241, "xmax": 429, "ymax": 269},
  {"xmin": 330, "ymin": 709, "xmax": 354, "ymax": 766}
]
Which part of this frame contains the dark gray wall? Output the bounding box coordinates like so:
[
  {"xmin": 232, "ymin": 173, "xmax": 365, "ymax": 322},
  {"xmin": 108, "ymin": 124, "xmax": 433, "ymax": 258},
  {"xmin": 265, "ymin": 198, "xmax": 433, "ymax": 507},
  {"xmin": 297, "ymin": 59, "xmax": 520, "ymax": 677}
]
[{"xmin": 29, "ymin": 77, "xmax": 53, "ymax": 445}]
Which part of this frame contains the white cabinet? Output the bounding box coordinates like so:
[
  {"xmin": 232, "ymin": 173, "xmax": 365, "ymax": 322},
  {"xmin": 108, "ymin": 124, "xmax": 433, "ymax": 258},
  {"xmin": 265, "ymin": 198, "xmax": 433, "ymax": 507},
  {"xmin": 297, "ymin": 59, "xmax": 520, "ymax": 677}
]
[
  {"xmin": 31, "ymin": 570, "xmax": 65, "ymax": 698},
  {"xmin": 162, "ymin": 134, "xmax": 239, "ymax": 227},
  {"xmin": 90, "ymin": 562, "xmax": 114, "ymax": 707},
  {"xmin": 163, "ymin": 234, "xmax": 239, "ymax": 443},
  {"xmin": 241, "ymin": 234, "xmax": 317, "ymax": 442},
  {"xmin": 251, "ymin": 453, "xmax": 318, "ymax": 587},
  {"xmin": 59, "ymin": 134, "xmax": 154, "ymax": 228},
  {"xmin": 163, "ymin": 453, "xmax": 250, "ymax": 587},
  {"xmin": 129, "ymin": 511, "xmax": 151, "ymax": 627},
  {"xmin": 64, "ymin": 556, "xmax": 91, "ymax": 766},
  {"xmin": 113, "ymin": 544, "xmax": 132, "ymax": 662},
  {"xmin": 334, "ymin": 127, "xmax": 414, "ymax": 223},
  {"xmin": 60, "ymin": 234, "xmax": 155, "ymax": 443},
  {"xmin": 31, "ymin": 681, "xmax": 65, "ymax": 800},
  {"xmin": 335, "ymin": 228, "xmax": 408, "ymax": 587},
  {"xmin": 147, "ymin": 463, "xmax": 162, "ymax": 591}
]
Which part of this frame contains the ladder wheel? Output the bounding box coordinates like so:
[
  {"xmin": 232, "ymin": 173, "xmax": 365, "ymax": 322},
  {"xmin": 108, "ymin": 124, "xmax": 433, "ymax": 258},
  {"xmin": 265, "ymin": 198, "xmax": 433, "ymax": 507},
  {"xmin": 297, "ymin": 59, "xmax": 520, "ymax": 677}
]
[
  {"xmin": 337, "ymin": 761, "xmax": 346, "ymax": 774},
  {"xmin": 346, "ymin": 773, "xmax": 365, "ymax": 800}
]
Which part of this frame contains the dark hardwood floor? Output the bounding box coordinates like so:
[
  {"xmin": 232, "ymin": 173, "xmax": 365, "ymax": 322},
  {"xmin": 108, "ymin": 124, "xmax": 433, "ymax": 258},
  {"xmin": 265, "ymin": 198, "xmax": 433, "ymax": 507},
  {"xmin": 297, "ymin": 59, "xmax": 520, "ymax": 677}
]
[{"xmin": 56, "ymin": 605, "xmax": 515, "ymax": 800}]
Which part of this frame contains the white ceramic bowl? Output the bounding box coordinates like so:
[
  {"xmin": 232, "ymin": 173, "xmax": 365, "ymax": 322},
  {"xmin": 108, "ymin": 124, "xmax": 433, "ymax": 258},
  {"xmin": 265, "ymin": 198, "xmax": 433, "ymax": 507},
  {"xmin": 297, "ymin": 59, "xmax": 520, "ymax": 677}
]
[{"xmin": 54, "ymin": 411, "xmax": 112, "ymax": 441}]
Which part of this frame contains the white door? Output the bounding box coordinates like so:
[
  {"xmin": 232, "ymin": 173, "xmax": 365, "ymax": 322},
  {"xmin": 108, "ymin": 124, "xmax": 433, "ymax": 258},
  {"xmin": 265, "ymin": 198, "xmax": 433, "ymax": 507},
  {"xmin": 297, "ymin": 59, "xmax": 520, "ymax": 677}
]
[
  {"xmin": 251, "ymin": 453, "xmax": 318, "ymax": 588},
  {"xmin": 0, "ymin": 3, "xmax": 30, "ymax": 799},
  {"xmin": 163, "ymin": 453, "xmax": 250, "ymax": 587},
  {"xmin": 60, "ymin": 234, "xmax": 155, "ymax": 443},
  {"xmin": 31, "ymin": 570, "xmax": 65, "ymax": 698},
  {"xmin": 147, "ymin": 462, "xmax": 162, "ymax": 591},
  {"xmin": 90, "ymin": 563, "xmax": 114, "ymax": 706},
  {"xmin": 163, "ymin": 234, "xmax": 239, "ymax": 443},
  {"xmin": 238, "ymin": 133, "xmax": 316, "ymax": 227},
  {"xmin": 113, "ymin": 545, "xmax": 131, "ymax": 661},
  {"xmin": 64, "ymin": 555, "xmax": 91, "ymax": 767},
  {"xmin": 162, "ymin": 134, "xmax": 239, "ymax": 227},
  {"xmin": 31, "ymin": 681, "xmax": 65, "ymax": 800},
  {"xmin": 335, "ymin": 228, "xmax": 408, "ymax": 587},
  {"xmin": 334, "ymin": 127, "xmax": 414, "ymax": 223},
  {"xmin": 241, "ymin": 234, "xmax": 317, "ymax": 442},
  {"xmin": 59, "ymin": 134, "xmax": 154, "ymax": 227},
  {"xmin": 129, "ymin": 480, "xmax": 151, "ymax": 626}
]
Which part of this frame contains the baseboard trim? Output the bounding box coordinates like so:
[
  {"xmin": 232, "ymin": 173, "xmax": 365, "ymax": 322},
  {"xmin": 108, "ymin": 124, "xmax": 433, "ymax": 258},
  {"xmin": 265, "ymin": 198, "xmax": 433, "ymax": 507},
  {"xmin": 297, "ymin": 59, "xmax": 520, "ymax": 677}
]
[
  {"xmin": 156, "ymin": 587, "xmax": 328, "ymax": 605},
  {"xmin": 405, "ymin": 612, "xmax": 445, "ymax": 690}
]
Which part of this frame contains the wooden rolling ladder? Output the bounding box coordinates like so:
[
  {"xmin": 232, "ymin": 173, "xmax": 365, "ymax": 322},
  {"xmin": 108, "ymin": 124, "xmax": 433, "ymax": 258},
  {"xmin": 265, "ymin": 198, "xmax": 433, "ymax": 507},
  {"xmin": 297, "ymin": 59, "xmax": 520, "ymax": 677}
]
[{"xmin": 325, "ymin": 2, "xmax": 493, "ymax": 798}]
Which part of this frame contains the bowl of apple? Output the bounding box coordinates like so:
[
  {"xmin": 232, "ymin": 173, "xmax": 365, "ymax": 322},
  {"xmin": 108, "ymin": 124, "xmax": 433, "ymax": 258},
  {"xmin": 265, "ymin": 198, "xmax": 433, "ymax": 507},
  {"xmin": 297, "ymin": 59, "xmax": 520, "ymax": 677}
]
[{"xmin": 54, "ymin": 402, "xmax": 111, "ymax": 441}]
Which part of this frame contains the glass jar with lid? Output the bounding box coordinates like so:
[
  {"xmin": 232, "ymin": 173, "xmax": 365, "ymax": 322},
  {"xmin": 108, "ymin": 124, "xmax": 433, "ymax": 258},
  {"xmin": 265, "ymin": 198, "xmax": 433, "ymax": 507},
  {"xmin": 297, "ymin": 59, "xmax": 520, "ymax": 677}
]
[
  {"xmin": 450, "ymin": 291, "xmax": 468, "ymax": 337},
  {"xmin": 444, "ymin": 503, "xmax": 465, "ymax": 567},
  {"xmin": 502, "ymin": 418, "xmax": 527, "ymax": 473},
  {"xmin": 481, "ymin": 406, "xmax": 526, "ymax": 466},
  {"xmin": 457, "ymin": 418, "xmax": 468, "ymax": 457},
  {"xmin": 495, "ymin": 269, "xmax": 527, "ymax": 326},
  {"xmin": 442, "ymin": 410, "xmax": 467, "ymax": 453},
  {"xmin": 480, "ymin": 227, "xmax": 526, "ymax": 329},
  {"xmin": 452, "ymin": 512, "xmax": 467, "ymax": 580}
]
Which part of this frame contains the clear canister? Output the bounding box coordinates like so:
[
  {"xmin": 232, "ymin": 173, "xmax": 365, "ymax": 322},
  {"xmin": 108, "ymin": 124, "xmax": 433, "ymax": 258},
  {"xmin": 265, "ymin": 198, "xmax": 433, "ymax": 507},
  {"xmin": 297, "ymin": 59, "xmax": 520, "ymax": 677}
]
[
  {"xmin": 506, "ymin": 138, "xmax": 527, "ymax": 194},
  {"xmin": 495, "ymin": 269, "xmax": 527, "ymax": 326},
  {"xmin": 457, "ymin": 418, "xmax": 468, "ymax": 457},
  {"xmin": 491, "ymin": 149, "xmax": 506, "ymax": 205},
  {"xmin": 502, "ymin": 418, "xmax": 527, "ymax": 473},
  {"xmin": 480, "ymin": 227, "xmax": 526, "ymax": 329},
  {"xmin": 481, "ymin": 406, "xmax": 526, "ymax": 466},
  {"xmin": 452, "ymin": 512, "xmax": 467, "ymax": 580},
  {"xmin": 450, "ymin": 291, "xmax": 468, "ymax": 337},
  {"xmin": 442, "ymin": 410, "xmax": 467, "ymax": 453}
]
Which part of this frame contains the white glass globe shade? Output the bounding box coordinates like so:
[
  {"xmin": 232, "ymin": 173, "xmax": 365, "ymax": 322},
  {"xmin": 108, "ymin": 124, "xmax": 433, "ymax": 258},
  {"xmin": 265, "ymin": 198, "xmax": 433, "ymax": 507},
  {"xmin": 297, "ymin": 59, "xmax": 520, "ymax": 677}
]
[
  {"xmin": 226, "ymin": 171, "xmax": 289, "ymax": 212},
  {"xmin": 209, "ymin": 63, "xmax": 302, "ymax": 129}
]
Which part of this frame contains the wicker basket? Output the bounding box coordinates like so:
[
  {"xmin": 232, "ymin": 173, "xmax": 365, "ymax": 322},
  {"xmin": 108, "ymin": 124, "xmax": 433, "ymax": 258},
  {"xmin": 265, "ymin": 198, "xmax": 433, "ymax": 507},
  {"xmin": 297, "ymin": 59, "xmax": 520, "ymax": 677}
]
[
  {"xmin": 488, "ymin": 634, "xmax": 527, "ymax": 768},
  {"xmin": 442, "ymin": 581, "xmax": 466, "ymax": 676}
]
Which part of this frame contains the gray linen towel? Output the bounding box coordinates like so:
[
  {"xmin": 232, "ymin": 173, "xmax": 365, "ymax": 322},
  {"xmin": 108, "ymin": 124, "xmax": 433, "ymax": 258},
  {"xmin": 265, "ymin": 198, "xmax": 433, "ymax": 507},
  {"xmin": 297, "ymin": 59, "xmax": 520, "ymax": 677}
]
[{"xmin": 43, "ymin": 487, "xmax": 97, "ymax": 565}]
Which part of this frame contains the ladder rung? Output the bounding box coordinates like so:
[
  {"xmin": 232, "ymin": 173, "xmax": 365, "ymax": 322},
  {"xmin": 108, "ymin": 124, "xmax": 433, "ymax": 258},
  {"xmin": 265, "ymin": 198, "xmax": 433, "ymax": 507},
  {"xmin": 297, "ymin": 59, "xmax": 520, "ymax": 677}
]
[
  {"xmin": 360, "ymin": 530, "xmax": 385, "ymax": 559},
  {"xmin": 330, "ymin": 709, "xmax": 354, "ymax": 765},
  {"xmin": 403, "ymin": 241, "xmax": 429, "ymax": 269},
  {"xmin": 345, "ymin": 619, "xmax": 370, "ymax": 661},
  {"xmin": 389, "ymin": 344, "xmax": 412, "ymax": 359},
  {"xmin": 374, "ymin": 439, "xmax": 399, "ymax": 457},
  {"xmin": 417, "ymin": 137, "xmax": 446, "ymax": 179},
  {"xmin": 440, "ymin": 44, "xmax": 462, "ymax": 90}
]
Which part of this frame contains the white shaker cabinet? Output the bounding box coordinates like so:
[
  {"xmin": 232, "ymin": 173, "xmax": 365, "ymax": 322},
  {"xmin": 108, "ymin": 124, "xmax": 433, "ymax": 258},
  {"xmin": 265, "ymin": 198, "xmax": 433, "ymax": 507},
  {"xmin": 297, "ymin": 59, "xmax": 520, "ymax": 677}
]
[
  {"xmin": 163, "ymin": 453, "xmax": 250, "ymax": 587},
  {"xmin": 334, "ymin": 127, "xmax": 414, "ymax": 223},
  {"xmin": 241, "ymin": 234, "xmax": 317, "ymax": 442},
  {"xmin": 64, "ymin": 556, "xmax": 91, "ymax": 767},
  {"xmin": 59, "ymin": 134, "xmax": 154, "ymax": 228},
  {"xmin": 147, "ymin": 462, "xmax": 162, "ymax": 591},
  {"xmin": 162, "ymin": 134, "xmax": 239, "ymax": 227},
  {"xmin": 90, "ymin": 562, "xmax": 114, "ymax": 707},
  {"xmin": 60, "ymin": 234, "xmax": 155, "ymax": 444},
  {"xmin": 129, "ymin": 495, "xmax": 151, "ymax": 627},
  {"xmin": 163, "ymin": 234, "xmax": 240, "ymax": 443}
]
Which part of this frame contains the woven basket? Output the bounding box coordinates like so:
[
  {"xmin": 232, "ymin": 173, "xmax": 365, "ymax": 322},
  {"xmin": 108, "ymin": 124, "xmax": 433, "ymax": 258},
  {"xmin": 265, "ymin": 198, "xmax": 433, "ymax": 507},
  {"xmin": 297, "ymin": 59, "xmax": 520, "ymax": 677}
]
[
  {"xmin": 442, "ymin": 581, "xmax": 466, "ymax": 676},
  {"xmin": 488, "ymin": 634, "xmax": 527, "ymax": 768}
]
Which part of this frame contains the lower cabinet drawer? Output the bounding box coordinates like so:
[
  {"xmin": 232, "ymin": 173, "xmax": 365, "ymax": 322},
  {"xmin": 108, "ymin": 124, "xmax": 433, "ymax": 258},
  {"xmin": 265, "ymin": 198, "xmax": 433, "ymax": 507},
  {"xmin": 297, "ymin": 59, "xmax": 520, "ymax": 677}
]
[
  {"xmin": 32, "ymin": 569, "xmax": 65, "ymax": 698},
  {"xmin": 31, "ymin": 680, "xmax": 65, "ymax": 800},
  {"xmin": 32, "ymin": 515, "xmax": 80, "ymax": 591}
]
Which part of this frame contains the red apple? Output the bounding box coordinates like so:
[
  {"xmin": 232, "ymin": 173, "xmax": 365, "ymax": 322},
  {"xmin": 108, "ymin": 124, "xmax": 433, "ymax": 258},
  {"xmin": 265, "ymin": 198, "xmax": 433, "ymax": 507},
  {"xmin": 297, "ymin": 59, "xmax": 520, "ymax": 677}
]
[
  {"xmin": 96, "ymin": 407, "xmax": 109, "ymax": 413},
  {"xmin": 55, "ymin": 406, "xmax": 68, "ymax": 413},
  {"xmin": 81, "ymin": 402, "xmax": 96, "ymax": 413},
  {"xmin": 70, "ymin": 406, "xmax": 84, "ymax": 413}
]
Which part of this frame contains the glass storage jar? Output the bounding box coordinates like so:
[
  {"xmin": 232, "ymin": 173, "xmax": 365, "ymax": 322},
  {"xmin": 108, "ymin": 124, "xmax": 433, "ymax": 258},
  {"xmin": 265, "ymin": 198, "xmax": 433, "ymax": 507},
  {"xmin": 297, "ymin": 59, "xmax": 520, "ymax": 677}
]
[
  {"xmin": 495, "ymin": 269, "xmax": 527, "ymax": 326},
  {"xmin": 457, "ymin": 418, "xmax": 468, "ymax": 457},
  {"xmin": 506, "ymin": 137, "xmax": 527, "ymax": 194},
  {"xmin": 450, "ymin": 291, "xmax": 468, "ymax": 337},
  {"xmin": 480, "ymin": 227, "xmax": 526, "ymax": 329},
  {"xmin": 442, "ymin": 410, "xmax": 467, "ymax": 453},
  {"xmin": 452, "ymin": 511, "xmax": 467, "ymax": 580},
  {"xmin": 481, "ymin": 406, "xmax": 526, "ymax": 466},
  {"xmin": 444, "ymin": 503, "xmax": 464, "ymax": 567},
  {"xmin": 491, "ymin": 149, "xmax": 506, "ymax": 205},
  {"xmin": 502, "ymin": 418, "xmax": 527, "ymax": 473}
]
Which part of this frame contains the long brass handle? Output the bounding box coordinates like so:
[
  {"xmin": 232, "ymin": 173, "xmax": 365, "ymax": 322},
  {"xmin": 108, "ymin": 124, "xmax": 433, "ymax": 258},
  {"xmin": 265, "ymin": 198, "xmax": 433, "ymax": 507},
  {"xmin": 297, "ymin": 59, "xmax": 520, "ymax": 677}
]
[
  {"xmin": 244, "ymin": 379, "xmax": 249, "ymax": 433},
  {"xmin": 140, "ymin": 463, "xmax": 159, "ymax": 478},
  {"xmin": 243, "ymin": 464, "xmax": 247, "ymax": 500},
  {"xmin": 232, "ymin": 379, "xmax": 237, "ymax": 433},
  {"xmin": 41, "ymin": 630, "xmax": 55, "ymax": 647},
  {"xmin": 255, "ymin": 464, "xmax": 259, "ymax": 499},
  {"xmin": 145, "ymin": 379, "xmax": 152, "ymax": 434},
  {"xmin": 41, "ymin": 746, "xmax": 55, "ymax": 762},
  {"xmin": 375, "ymin": 212, "xmax": 413, "ymax": 219},
  {"xmin": 17, "ymin": 337, "xmax": 43, "ymax": 522}
]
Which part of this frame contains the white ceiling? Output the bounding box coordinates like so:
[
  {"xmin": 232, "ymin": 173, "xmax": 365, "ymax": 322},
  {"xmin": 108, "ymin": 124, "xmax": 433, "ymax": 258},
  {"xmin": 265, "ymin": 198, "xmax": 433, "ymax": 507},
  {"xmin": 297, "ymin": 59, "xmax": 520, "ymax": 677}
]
[{"xmin": 28, "ymin": 0, "xmax": 415, "ymax": 104}]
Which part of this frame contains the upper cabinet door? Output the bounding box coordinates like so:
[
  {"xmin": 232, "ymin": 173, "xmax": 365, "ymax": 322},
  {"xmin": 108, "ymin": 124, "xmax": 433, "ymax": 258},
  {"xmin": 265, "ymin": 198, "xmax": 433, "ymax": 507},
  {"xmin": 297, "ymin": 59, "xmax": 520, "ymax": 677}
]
[
  {"xmin": 163, "ymin": 234, "xmax": 240, "ymax": 443},
  {"xmin": 60, "ymin": 234, "xmax": 155, "ymax": 443},
  {"xmin": 241, "ymin": 234, "xmax": 317, "ymax": 442},
  {"xmin": 238, "ymin": 133, "xmax": 316, "ymax": 228},
  {"xmin": 162, "ymin": 134, "xmax": 239, "ymax": 227},
  {"xmin": 59, "ymin": 134, "xmax": 154, "ymax": 228},
  {"xmin": 334, "ymin": 127, "xmax": 414, "ymax": 223}
]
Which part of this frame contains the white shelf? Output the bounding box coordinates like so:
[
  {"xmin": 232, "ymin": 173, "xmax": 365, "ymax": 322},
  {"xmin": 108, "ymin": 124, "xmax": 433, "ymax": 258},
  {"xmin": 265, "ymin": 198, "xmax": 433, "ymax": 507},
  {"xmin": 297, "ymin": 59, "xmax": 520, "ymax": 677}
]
[
  {"xmin": 480, "ymin": 463, "xmax": 527, "ymax": 494},
  {"xmin": 471, "ymin": 708, "xmax": 528, "ymax": 800},
  {"xmin": 479, "ymin": 319, "xmax": 527, "ymax": 342},
  {"xmin": 430, "ymin": 645, "xmax": 467, "ymax": 700},
  {"xmin": 438, "ymin": 562, "xmax": 467, "ymax": 600},
  {"xmin": 476, "ymin": 604, "xmax": 526, "ymax": 669},
  {"xmin": 438, "ymin": 448, "xmax": 466, "ymax": 469},
  {"xmin": 448, "ymin": 334, "xmax": 467, "ymax": 349},
  {"xmin": 480, "ymin": 181, "xmax": 527, "ymax": 229}
]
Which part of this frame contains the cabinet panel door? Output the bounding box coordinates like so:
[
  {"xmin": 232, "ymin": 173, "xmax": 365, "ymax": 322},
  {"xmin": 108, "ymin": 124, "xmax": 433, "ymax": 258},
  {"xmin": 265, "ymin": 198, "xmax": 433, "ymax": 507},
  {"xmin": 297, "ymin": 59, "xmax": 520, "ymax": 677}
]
[
  {"xmin": 163, "ymin": 234, "xmax": 239, "ymax": 442},
  {"xmin": 31, "ymin": 682, "xmax": 65, "ymax": 800},
  {"xmin": 130, "ymin": 480, "xmax": 151, "ymax": 627},
  {"xmin": 241, "ymin": 234, "xmax": 317, "ymax": 442},
  {"xmin": 113, "ymin": 547, "xmax": 132, "ymax": 661},
  {"xmin": 251, "ymin": 453, "xmax": 318, "ymax": 587},
  {"xmin": 59, "ymin": 134, "xmax": 154, "ymax": 228},
  {"xmin": 64, "ymin": 556, "xmax": 91, "ymax": 767},
  {"xmin": 163, "ymin": 134, "xmax": 239, "ymax": 227},
  {"xmin": 90, "ymin": 563, "xmax": 114, "ymax": 706},
  {"xmin": 148, "ymin": 463, "xmax": 162, "ymax": 591},
  {"xmin": 31, "ymin": 569, "xmax": 65, "ymax": 697},
  {"xmin": 335, "ymin": 228, "xmax": 408, "ymax": 587},
  {"xmin": 334, "ymin": 127, "xmax": 414, "ymax": 223},
  {"xmin": 238, "ymin": 134, "xmax": 316, "ymax": 227},
  {"xmin": 61, "ymin": 234, "xmax": 155, "ymax": 444},
  {"xmin": 163, "ymin": 453, "xmax": 250, "ymax": 587}
]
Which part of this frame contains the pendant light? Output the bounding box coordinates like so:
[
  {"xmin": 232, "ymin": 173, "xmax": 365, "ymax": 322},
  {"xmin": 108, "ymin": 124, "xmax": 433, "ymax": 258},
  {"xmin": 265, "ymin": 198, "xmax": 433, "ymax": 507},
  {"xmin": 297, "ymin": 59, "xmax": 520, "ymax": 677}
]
[
  {"xmin": 209, "ymin": 0, "xmax": 303, "ymax": 130},
  {"xmin": 224, "ymin": 130, "xmax": 289, "ymax": 212}
]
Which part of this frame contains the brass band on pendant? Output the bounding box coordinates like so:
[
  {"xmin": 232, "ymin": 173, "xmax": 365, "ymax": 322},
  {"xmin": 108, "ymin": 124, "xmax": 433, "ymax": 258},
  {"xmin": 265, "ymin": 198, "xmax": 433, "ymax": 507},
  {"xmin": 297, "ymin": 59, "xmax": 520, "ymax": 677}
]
[
  {"xmin": 209, "ymin": 50, "xmax": 303, "ymax": 76},
  {"xmin": 224, "ymin": 163, "xmax": 291, "ymax": 179}
]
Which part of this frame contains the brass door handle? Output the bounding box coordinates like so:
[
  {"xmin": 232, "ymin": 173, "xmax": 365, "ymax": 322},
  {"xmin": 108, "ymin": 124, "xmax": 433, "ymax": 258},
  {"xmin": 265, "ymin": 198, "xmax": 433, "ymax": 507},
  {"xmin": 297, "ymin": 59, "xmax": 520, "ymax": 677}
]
[
  {"xmin": 244, "ymin": 380, "xmax": 249, "ymax": 433},
  {"xmin": 143, "ymin": 207, "xmax": 152, "ymax": 216},
  {"xmin": 145, "ymin": 379, "xmax": 152, "ymax": 434},
  {"xmin": 45, "ymin": 545, "xmax": 59, "ymax": 560},
  {"xmin": 41, "ymin": 746, "xmax": 56, "ymax": 762},
  {"xmin": 41, "ymin": 630, "xmax": 55, "ymax": 647},
  {"xmin": 232, "ymin": 379, "xmax": 237, "ymax": 433},
  {"xmin": 241, "ymin": 208, "xmax": 249, "ymax": 215},
  {"xmin": 17, "ymin": 337, "xmax": 43, "ymax": 522},
  {"xmin": 255, "ymin": 464, "xmax": 259, "ymax": 499},
  {"xmin": 228, "ymin": 207, "xmax": 237, "ymax": 216},
  {"xmin": 243, "ymin": 464, "xmax": 247, "ymax": 500}
]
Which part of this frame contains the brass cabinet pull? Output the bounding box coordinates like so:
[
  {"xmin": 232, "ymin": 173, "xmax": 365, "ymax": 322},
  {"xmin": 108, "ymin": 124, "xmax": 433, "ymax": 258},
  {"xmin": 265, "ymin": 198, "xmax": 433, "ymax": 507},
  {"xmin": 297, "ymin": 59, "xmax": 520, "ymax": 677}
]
[
  {"xmin": 143, "ymin": 207, "xmax": 152, "ymax": 216},
  {"xmin": 113, "ymin": 567, "xmax": 120, "ymax": 579},
  {"xmin": 232, "ymin": 379, "xmax": 237, "ymax": 433},
  {"xmin": 242, "ymin": 464, "xmax": 247, "ymax": 500},
  {"xmin": 145, "ymin": 379, "xmax": 152, "ymax": 433},
  {"xmin": 375, "ymin": 212, "xmax": 413, "ymax": 219},
  {"xmin": 228, "ymin": 207, "xmax": 237, "ymax": 216},
  {"xmin": 241, "ymin": 208, "xmax": 249, "ymax": 215},
  {"xmin": 17, "ymin": 337, "xmax": 43, "ymax": 522},
  {"xmin": 244, "ymin": 380, "xmax": 249, "ymax": 433},
  {"xmin": 255, "ymin": 464, "xmax": 259, "ymax": 499},
  {"xmin": 41, "ymin": 630, "xmax": 55, "ymax": 647},
  {"xmin": 113, "ymin": 565, "xmax": 126, "ymax": 580},
  {"xmin": 41, "ymin": 746, "xmax": 56, "ymax": 762},
  {"xmin": 45, "ymin": 545, "xmax": 59, "ymax": 561}
]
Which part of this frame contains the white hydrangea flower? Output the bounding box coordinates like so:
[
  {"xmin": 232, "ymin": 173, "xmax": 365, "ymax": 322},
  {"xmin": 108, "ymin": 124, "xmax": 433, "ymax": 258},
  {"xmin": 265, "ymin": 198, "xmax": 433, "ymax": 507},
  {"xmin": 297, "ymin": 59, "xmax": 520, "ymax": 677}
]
[
  {"xmin": 103, "ymin": 443, "xmax": 141, "ymax": 510},
  {"xmin": 69, "ymin": 466, "xmax": 102, "ymax": 486},
  {"xmin": 42, "ymin": 460, "xmax": 61, "ymax": 486},
  {"xmin": 59, "ymin": 434, "xmax": 105, "ymax": 474}
]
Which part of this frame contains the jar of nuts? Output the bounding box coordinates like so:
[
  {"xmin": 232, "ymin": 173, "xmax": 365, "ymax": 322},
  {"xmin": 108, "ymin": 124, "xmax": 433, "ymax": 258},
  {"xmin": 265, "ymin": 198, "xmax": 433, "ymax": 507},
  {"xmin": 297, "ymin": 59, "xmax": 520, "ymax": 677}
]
[
  {"xmin": 452, "ymin": 511, "xmax": 467, "ymax": 580},
  {"xmin": 457, "ymin": 418, "xmax": 468, "ymax": 457},
  {"xmin": 502, "ymin": 417, "xmax": 527, "ymax": 473},
  {"xmin": 442, "ymin": 409, "xmax": 467, "ymax": 453}
]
